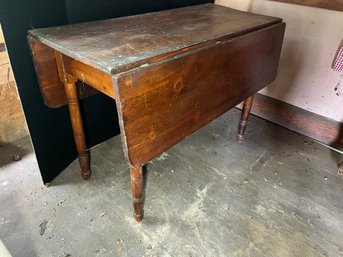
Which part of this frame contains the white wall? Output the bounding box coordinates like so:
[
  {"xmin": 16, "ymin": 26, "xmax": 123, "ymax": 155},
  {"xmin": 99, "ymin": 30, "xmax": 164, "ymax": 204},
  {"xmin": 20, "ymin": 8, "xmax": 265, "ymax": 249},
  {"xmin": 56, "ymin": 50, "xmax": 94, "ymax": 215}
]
[{"xmin": 216, "ymin": 0, "xmax": 343, "ymax": 122}]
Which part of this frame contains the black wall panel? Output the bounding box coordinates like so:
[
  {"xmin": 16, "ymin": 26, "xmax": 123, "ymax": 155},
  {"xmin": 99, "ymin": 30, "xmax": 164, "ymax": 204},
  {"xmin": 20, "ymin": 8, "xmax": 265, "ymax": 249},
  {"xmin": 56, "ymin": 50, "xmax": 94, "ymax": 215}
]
[{"xmin": 66, "ymin": 0, "xmax": 171, "ymax": 23}]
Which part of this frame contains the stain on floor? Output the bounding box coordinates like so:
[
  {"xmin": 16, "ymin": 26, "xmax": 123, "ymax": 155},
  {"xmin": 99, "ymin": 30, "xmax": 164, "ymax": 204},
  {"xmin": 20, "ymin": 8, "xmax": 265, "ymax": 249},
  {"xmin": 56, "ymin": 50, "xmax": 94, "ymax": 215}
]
[{"xmin": 0, "ymin": 109, "xmax": 342, "ymax": 257}]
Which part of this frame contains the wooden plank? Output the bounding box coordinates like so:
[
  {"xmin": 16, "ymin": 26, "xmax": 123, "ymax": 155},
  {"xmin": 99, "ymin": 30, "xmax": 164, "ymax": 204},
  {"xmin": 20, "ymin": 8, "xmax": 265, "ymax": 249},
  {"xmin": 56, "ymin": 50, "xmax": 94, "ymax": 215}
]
[
  {"xmin": 0, "ymin": 63, "xmax": 14, "ymax": 83},
  {"xmin": 0, "ymin": 25, "xmax": 4, "ymax": 44},
  {"xmin": 60, "ymin": 54, "xmax": 115, "ymax": 99},
  {"xmin": 28, "ymin": 37, "xmax": 99, "ymax": 108},
  {"xmin": 28, "ymin": 4, "xmax": 281, "ymax": 75},
  {"xmin": 0, "ymin": 49, "xmax": 14, "ymax": 83},
  {"xmin": 0, "ymin": 28, "xmax": 13, "ymax": 83},
  {"xmin": 0, "ymin": 80, "xmax": 28, "ymax": 144},
  {"xmin": 270, "ymin": 0, "xmax": 343, "ymax": 11},
  {"xmin": 115, "ymin": 23, "xmax": 285, "ymax": 166},
  {"xmin": 238, "ymin": 93, "xmax": 342, "ymax": 149},
  {"xmin": 0, "ymin": 24, "xmax": 28, "ymax": 144},
  {"xmin": 0, "ymin": 43, "xmax": 5, "ymax": 53},
  {"xmin": 0, "ymin": 51, "xmax": 9, "ymax": 65},
  {"xmin": 28, "ymin": 36, "xmax": 69, "ymax": 108}
]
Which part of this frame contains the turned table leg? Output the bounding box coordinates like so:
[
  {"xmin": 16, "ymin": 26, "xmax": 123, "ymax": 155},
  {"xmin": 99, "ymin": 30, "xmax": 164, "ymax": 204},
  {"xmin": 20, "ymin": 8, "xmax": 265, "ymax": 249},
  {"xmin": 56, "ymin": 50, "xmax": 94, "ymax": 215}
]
[
  {"xmin": 130, "ymin": 165, "xmax": 144, "ymax": 222},
  {"xmin": 237, "ymin": 95, "xmax": 254, "ymax": 143},
  {"xmin": 64, "ymin": 78, "xmax": 91, "ymax": 180}
]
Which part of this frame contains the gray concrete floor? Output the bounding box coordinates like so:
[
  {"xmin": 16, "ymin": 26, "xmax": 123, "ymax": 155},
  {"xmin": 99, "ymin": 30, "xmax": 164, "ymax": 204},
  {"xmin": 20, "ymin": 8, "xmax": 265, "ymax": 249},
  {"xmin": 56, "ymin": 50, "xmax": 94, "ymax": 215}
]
[{"xmin": 0, "ymin": 109, "xmax": 343, "ymax": 257}]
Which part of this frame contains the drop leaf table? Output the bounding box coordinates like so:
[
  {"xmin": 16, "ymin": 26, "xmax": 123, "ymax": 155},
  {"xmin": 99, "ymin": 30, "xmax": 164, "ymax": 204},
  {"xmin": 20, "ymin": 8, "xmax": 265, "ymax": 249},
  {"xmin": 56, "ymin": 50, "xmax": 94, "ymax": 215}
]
[{"xmin": 28, "ymin": 3, "xmax": 285, "ymax": 221}]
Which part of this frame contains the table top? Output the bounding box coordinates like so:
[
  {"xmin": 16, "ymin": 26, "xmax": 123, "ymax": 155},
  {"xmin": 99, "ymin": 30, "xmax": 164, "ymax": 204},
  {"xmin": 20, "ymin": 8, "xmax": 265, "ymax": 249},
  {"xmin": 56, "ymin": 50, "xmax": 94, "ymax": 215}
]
[{"xmin": 28, "ymin": 3, "xmax": 281, "ymax": 75}]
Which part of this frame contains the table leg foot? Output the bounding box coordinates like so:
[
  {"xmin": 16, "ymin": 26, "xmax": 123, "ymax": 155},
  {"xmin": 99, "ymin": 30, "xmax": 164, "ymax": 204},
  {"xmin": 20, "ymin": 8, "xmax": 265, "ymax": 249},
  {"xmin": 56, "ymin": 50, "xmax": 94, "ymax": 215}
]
[
  {"xmin": 79, "ymin": 154, "xmax": 91, "ymax": 180},
  {"xmin": 237, "ymin": 133, "xmax": 245, "ymax": 144},
  {"xmin": 237, "ymin": 95, "xmax": 254, "ymax": 143},
  {"xmin": 130, "ymin": 165, "xmax": 144, "ymax": 222},
  {"xmin": 338, "ymin": 162, "xmax": 343, "ymax": 176},
  {"xmin": 77, "ymin": 152, "xmax": 91, "ymax": 180}
]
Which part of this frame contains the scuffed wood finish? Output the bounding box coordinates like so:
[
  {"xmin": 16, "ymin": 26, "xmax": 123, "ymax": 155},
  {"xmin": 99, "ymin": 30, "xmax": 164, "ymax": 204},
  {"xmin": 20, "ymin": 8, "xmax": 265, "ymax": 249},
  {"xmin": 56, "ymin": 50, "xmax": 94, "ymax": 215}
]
[
  {"xmin": 28, "ymin": 4, "xmax": 281, "ymax": 76},
  {"xmin": 28, "ymin": 36, "xmax": 99, "ymax": 108},
  {"xmin": 60, "ymin": 54, "xmax": 115, "ymax": 98},
  {"xmin": 115, "ymin": 23, "xmax": 285, "ymax": 166},
  {"xmin": 130, "ymin": 166, "xmax": 144, "ymax": 222},
  {"xmin": 28, "ymin": 3, "xmax": 285, "ymax": 221},
  {"xmin": 55, "ymin": 52, "xmax": 91, "ymax": 180},
  {"xmin": 28, "ymin": 36, "xmax": 66, "ymax": 108},
  {"xmin": 270, "ymin": 0, "xmax": 343, "ymax": 11},
  {"xmin": 237, "ymin": 95, "xmax": 254, "ymax": 143}
]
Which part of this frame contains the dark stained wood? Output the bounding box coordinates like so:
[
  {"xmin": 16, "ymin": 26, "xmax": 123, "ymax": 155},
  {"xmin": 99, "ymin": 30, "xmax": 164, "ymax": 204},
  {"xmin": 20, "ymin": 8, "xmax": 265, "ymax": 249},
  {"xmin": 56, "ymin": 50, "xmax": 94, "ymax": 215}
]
[
  {"xmin": 60, "ymin": 54, "xmax": 115, "ymax": 98},
  {"xmin": 130, "ymin": 166, "xmax": 144, "ymax": 222},
  {"xmin": 238, "ymin": 93, "xmax": 341, "ymax": 147},
  {"xmin": 55, "ymin": 52, "xmax": 91, "ymax": 180},
  {"xmin": 237, "ymin": 95, "xmax": 254, "ymax": 143},
  {"xmin": 28, "ymin": 4, "xmax": 285, "ymax": 221},
  {"xmin": 28, "ymin": 36, "xmax": 67, "ymax": 108},
  {"xmin": 28, "ymin": 36, "xmax": 99, "ymax": 108},
  {"xmin": 28, "ymin": 4, "xmax": 281, "ymax": 75},
  {"xmin": 115, "ymin": 23, "xmax": 285, "ymax": 166},
  {"xmin": 270, "ymin": 0, "xmax": 343, "ymax": 11}
]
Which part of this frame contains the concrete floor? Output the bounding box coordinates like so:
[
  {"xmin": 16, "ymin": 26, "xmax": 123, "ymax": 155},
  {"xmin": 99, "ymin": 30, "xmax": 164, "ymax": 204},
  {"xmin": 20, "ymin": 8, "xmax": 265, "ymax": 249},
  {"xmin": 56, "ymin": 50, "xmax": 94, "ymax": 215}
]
[{"xmin": 0, "ymin": 109, "xmax": 342, "ymax": 257}]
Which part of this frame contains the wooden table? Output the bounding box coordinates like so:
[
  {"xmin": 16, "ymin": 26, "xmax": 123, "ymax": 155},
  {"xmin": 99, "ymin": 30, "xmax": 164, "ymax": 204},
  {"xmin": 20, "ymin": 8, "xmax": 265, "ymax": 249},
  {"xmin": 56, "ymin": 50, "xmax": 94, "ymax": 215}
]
[{"xmin": 28, "ymin": 3, "xmax": 285, "ymax": 221}]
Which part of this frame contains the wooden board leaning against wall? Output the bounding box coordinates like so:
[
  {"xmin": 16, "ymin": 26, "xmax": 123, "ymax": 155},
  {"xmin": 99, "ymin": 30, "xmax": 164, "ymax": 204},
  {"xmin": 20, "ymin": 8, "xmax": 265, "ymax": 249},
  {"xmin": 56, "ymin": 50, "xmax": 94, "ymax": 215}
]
[{"xmin": 0, "ymin": 24, "xmax": 28, "ymax": 145}]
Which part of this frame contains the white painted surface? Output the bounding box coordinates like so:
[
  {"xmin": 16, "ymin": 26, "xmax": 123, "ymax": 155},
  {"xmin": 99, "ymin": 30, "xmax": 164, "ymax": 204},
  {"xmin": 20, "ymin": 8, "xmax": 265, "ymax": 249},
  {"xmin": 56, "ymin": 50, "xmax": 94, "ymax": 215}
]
[{"xmin": 216, "ymin": 0, "xmax": 343, "ymax": 122}]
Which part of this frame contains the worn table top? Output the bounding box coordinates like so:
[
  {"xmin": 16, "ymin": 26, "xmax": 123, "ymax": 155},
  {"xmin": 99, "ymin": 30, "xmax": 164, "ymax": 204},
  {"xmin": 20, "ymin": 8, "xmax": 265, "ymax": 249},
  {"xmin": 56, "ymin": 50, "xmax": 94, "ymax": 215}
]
[{"xmin": 28, "ymin": 3, "xmax": 281, "ymax": 75}]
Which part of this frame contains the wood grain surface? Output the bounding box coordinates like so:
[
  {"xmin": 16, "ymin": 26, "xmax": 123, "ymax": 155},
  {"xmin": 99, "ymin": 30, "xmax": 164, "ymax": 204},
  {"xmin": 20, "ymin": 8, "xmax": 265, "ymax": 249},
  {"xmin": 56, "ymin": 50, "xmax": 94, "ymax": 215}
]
[
  {"xmin": 238, "ymin": 93, "xmax": 342, "ymax": 148},
  {"xmin": 60, "ymin": 54, "xmax": 115, "ymax": 98},
  {"xmin": 115, "ymin": 23, "xmax": 285, "ymax": 166},
  {"xmin": 1, "ymin": 26, "xmax": 28, "ymax": 144},
  {"xmin": 270, "ymin": 0, "xmax": 343, "ymax": 11},
  {"xmin": 28, "ymin": 37, "xmax": 99, "ymax": 108},
  {"xmin": 28, "ymin": 4, "xmax": 281, "ymax": 75}
]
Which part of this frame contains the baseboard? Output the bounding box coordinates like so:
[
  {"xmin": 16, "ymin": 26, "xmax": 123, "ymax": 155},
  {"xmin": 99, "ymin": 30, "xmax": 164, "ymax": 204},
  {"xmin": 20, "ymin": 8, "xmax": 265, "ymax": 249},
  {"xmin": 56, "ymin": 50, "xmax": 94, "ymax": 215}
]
[{"xmin": 237, "ymin": 93, "xmax": 342, "ymax": 150}]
